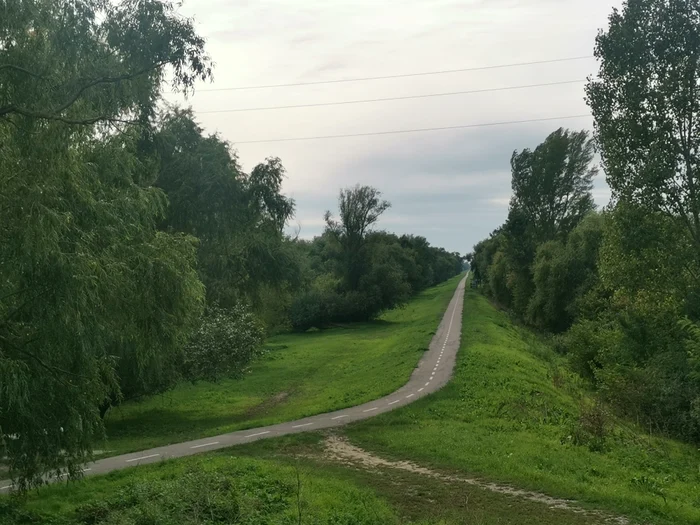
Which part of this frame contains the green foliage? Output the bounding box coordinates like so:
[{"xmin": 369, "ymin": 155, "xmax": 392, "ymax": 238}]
[
  {"xmin": 586, "ymin": 0, "xmax": 700, "ymax": 272},
  {"xmin": 324, "ymin": 185, "xmax": 391, "ymax": 292},
  {"xmin": 184, "ymin": 305, "xmax": 265, "ymax": 383},
  {"xmin": 288, "ymin": 190, "xmax": 461, "ymax": 330},
  {"xmin": 0, "ymin": 0, "xmax": 210, "ymax": 488},
  {"xmin": 153, "ymin": 109, "xmax": 299, "ymax": 310},
  {"xmin": 510, "ymin": 128, "xmax": 597, "ymax": 244},
  {"xmin": 473, "ymin": 128, "xmax": 597, "ymax": 318},
  {"xmin": 98, "ymin": 276, "xmax": 461, "ymax": 456},
  {"xmin": 567, "ymin": 0, "xmax": 700, "ymax": 444},
  {"xmin": 527, "ymin": 214, "xmax": 604, "ymax": 332},
  {"xmin": 0, "ymin": 455, "xmax": 399, "ymax": 525}
]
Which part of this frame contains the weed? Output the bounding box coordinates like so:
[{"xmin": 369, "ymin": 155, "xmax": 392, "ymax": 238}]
[
  {"xmin": 631, "ymin": 475, "xmax": 667, "ymax": 504},
  {"xmin": 567, "ymin": 401, "xmax": 611, "ymax": 452}
]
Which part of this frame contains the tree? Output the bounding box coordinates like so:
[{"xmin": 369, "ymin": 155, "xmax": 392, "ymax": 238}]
[
  {"xmin": 510, "ymin": 128, "xmax": 597, "ymax": 244},
  {"xmin": 527, "ymin": 213, "xmax": 604, "ymax": 332},
  {"xmin": 0, "ymin": 0, "xmax": 210, "ymax": 125},
  {"xmin": 183, "ymin": 305, "xmax": 264, "ymax": 383},
  {"xmin": 501, "ymin": 128, "xmax": 597, "ymax": 315},
  {"xmin": 324, "ymin": 185, "xmax": 391, "ymax": 291},
  {"xmin": 580, "ymin": 0, "xmax": 700, "ymax": 442},
  {"xmin": 586, "ymin": 0, "xmax": 700, "ymax": 271},
  {"xmin": 0, "ymin": 0, "xmax": 210, "ymax": 489},
  {"xmin": 153, "ymin": 109, "xmax": 299, "ymax": 310},
  {"xmin": 471, "ymin": 232, "xmax": 503, "ymax": 283}
]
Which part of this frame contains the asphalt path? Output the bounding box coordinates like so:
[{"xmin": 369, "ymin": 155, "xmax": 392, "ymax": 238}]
[{"xmin": 0, "ymin": 275, "xmax": 466, "ymax": 493}]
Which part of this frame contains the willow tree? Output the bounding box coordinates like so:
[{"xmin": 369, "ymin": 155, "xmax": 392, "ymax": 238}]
[
  {"xmin": 0, "ymin": 0, "xmax": 210, "ymax": 489},
  {"xmin": 153, "ymin": 109, "xmax": 298, "ymax": 310}
]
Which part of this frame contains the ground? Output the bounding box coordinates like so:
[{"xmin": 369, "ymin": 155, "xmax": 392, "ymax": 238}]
[{"xmin": 4, "ymin": 279, "xmax": 700, "ymax": 524}]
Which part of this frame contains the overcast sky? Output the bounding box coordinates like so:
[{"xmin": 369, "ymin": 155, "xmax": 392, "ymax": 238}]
[{"xmin": 168, "ymin": 0, "xmax": 622, "ymax": 254}]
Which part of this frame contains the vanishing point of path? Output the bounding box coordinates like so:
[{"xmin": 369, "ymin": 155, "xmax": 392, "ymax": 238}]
[{"xmin": 0, "ymin": 276, "xmax": 467, "ymax": 493}]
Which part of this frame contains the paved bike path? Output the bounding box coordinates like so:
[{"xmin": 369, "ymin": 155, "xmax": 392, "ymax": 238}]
[{"xmin": 1, "ymin": 276, "xmax": 466, "ymax": 492}]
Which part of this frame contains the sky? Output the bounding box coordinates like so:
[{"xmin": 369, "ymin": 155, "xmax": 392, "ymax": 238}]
[{"xmin": 168, "ymin": 0, "xmax": 623, "ymax": 254}]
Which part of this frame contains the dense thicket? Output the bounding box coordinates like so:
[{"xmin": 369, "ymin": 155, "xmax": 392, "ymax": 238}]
[
  {"xmin": 0, "ymin": 0, "xmax": 462, "ymax": 487},
  {"xmin": 290, "ymin": 186, "xmax": 463, "ymax": 331},
  {"xmin": 472, "ymin": 0, "xmax": 700, "ymax": 444}
]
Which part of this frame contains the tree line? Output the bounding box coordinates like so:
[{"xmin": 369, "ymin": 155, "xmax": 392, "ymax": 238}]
[
  {"xmin": 471, "ymin": 0, "xmax": 700, "ymax": 445},
  {"xmin": 0, "ymin": 0, "xmax": 462, "ymax": 489}
]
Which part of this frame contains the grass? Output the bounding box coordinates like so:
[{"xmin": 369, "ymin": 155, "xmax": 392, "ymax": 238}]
[
  {"xmin": 2, "ymin": 434, "xmax": 608, "ymax": 525},
  {"xmin": 345, "ymin": 289, "xmax": 700, "ymax": 525},
  {"xmin": 0, "ymin": 444, "xmax": 398, "ymax": 525},
  {"xmin": 9, "ymin": 278, "xmax": 696, "ymax": 524},
  {"xmin": 101, "ymin": 274, "xmax": 464, "ymax": 456}
]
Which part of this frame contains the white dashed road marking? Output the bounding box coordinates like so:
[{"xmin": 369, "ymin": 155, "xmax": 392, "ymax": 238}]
[
  {"xmin": 0, "ymin": 277, "xmax": 467, "ymax": 492},
  {"xmin": 245, "ymin": 431, "xmax": 270, "ymax": 438},
  {"xmin": 126, "ymin": 454, "xmax": 160, "ymax": 463},
  {"xmin": 190, "ymin": 441, "xmax": 219, "ymax": 449}
]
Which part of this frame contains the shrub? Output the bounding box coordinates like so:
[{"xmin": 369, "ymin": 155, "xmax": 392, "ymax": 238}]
[
  {"xmin": 184, "ymin": 304, "xmax": 264, "ymax": 382},
  {"xmin": 289, "ymin": 290, "xmax": 328, "ymax": 331},
  {"xmin": 565, "ymin": 401, "xmax": 611, "ymax": 452}
]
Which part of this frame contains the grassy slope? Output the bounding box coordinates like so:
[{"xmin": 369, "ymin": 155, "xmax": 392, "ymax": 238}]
[
  {"xmin": 101, "ymin": 274, "xmax": 463, "ymax": 455},
  {"xmin": 346, "ymin": 289, "xmax": 700, "ymax": 525}
]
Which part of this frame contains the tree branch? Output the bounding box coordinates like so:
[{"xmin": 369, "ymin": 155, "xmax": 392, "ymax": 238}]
[
  {"xmin": 0, "ymin": 64, "xmax": 44, "ymax": 79},
  {"xmin": 0, "ymin": 60, "xmax": 169, "ymax": 123}
]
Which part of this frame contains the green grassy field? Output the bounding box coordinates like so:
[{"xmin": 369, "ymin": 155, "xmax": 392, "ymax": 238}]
[
  {"xmin": 2, "ymin": 434, "xmax": 607, "ymax": 525},
  {"xmin": 346, "ymin": 289, "xmax": 700, "ymax": 525},
  {"xmin": 0, "ymin": 445, "xmax": 397, "ymax": 525},
  {"xmin": 100, "ymin": 275, "xmax": 463, "ymax": 456}
]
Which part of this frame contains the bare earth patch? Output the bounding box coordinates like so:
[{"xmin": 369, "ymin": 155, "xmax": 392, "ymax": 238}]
[
  {"xmin": 323, "ymin": 435, "xmax": 630, "ymax": 525},
  {"xmin": 244, "ymin": 392, "xmax": 290, "ymax": 418}
]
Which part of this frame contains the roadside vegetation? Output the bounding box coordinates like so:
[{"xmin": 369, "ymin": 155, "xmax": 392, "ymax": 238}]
[
  {"xmin": 348, "ymin": 290, "xmax": 700, "ymax": 525},
  {"xmin": 3, "ymin": 0, "xmax": 700, "ymax": 523},
  {"xmin": 0, "ymin": 450, "xmax": 398, "ymax": 525},
  {"xmin": 471, "ymin": 0, "xmax": 700, "ymax": 449},
  {"xmin": 101, "ymin": 275, "xmax": 462, "ymax": 455},
  {"xmin": 1, "ymin": 435, "xmax": 614, "ymax": 525}
]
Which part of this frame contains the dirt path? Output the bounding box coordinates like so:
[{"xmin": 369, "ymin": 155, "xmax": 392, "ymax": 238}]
[{"xmin": 322, "ymin": 435, "xmax": 631, "ymax": 525}]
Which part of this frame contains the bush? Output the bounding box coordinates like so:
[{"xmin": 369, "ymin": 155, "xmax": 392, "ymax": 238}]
[
  {"xmin": 336, "ymin": 289, "xmax": 381, "ymax": 322},
  {"xmin": 565, "ymin": 401, "xmax": 612, "ymax": 452},
  {"xmin": 184, "ymin": 304, "xmax": 264, "ymax": 382},
  {"xmin": 289, "ymin": 289, "xmax": 331, "ymax": 331},
  {"xmin": 289, "ymin": 289, "xmax": 382, "ymax": 330}
]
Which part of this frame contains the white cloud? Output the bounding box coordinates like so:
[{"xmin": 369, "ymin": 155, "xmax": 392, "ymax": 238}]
[{"xmin": 168, "ymin": 0, "xmax": 623, "ymax": 252}]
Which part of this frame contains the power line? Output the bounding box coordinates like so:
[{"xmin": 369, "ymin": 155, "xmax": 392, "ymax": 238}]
[
  {"xmin": 233, "ymin": 114, "xmax": 591, "ymax": 144},
  {"xmin": 199, "ymin": 79, "xmax": 586, "ymax": 114},
  {"xmin": 199, "ymin": 56, "xmax": 594, "ymax": 92}
]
